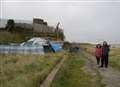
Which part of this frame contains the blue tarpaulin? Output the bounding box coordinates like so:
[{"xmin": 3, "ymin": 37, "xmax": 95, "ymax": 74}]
[{"xmin": 50, "ymin": 43, "xmax": 62, "ymax": 52}]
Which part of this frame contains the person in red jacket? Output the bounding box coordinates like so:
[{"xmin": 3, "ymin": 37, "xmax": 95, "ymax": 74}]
[{"xmin": 95, "ymin": 44, "xmax": 102, "ymax": 65}]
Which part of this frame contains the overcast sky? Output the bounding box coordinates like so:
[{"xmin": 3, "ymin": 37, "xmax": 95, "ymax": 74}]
[{"xmin": 1, "ymin": 0, "xmax": 120, "ymax": 44}]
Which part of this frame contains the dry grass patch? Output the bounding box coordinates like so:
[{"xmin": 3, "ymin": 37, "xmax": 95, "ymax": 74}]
[{"xmin": 0, "ymin": 53, "xmax": 64, "ymax": 87}]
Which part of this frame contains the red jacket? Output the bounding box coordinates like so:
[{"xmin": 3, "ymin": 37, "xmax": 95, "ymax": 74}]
[{"xmin": 95, "ymin": 48, "xmax": 101, "ymax": 58}]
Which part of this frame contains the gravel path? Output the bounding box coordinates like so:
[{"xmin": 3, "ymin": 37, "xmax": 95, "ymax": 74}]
[
  {"xmin": 82, "ymin": 51, "xmax": 120, "ymax": 87},
  {"xmin": 39, "ymin": 51, "xmax": 120, "ymax": 87}
]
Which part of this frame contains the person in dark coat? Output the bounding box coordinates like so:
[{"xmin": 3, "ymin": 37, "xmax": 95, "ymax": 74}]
[{"xmin": 101, "ymin": 41, "xmax": 110, "ymax": 68}]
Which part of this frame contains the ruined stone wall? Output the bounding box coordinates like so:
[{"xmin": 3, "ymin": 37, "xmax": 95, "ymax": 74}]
[
  {"xmin": 33, "ymin": 18, "xmax": 55, "ymax": 33},
  {"xmin": 33, "ymin": 23, "xmax": 55, "ymax": 33}
]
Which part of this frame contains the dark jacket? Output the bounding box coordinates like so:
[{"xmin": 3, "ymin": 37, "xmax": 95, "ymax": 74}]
[{"xmin": 102, "ymin": 45, "xmax": 110, "ymax": 56}]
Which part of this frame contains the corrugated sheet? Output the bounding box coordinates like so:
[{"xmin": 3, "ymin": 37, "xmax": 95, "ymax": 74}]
[{"xmin": 0, "ymin": 46, "xmax": 44, "ymax": 54}]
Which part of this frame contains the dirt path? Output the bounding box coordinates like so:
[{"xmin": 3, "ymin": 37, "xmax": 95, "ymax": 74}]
[
  {"xmin": 82, "ymin": 51, "xmax": 120, "ymax": 87},
  {"xmin": 39, "ymin": 56, "xmax": 66, "ymax": 87},
  {"xmin": 82, "ymin": 51, "xmax": 104, "ymax": 87}
]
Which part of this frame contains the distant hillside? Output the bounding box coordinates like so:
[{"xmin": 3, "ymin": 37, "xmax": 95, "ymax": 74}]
[{"xmin": 111, "ymin": 44, "xmax": 120, "ymax": 48}]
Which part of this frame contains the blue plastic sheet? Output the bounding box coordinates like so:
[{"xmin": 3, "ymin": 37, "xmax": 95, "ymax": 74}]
[{"xmin": 50, "ymin": 43, "xmax": 62, "ymax": 52}]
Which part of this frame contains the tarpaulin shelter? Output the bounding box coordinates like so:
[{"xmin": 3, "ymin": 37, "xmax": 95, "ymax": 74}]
[
  {"xmin": 50, "ymin": 42, "xmax": 62, "ymax": 52},
  {"xmin": 0, "ymin": 37, "xmax": 46, "ymax": 54}
]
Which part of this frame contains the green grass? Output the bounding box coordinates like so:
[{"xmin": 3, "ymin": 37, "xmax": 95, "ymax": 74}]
[
  {"xmin": 109, "ymin": 48, "xmax": 120, "ymax": 71},
  {"xmin": 0, "ymin": 30, "xmax": 64, "ymax": 43},
  {"xmin": 0, "ymin": 31, "xmax": 27, "ymax": 43},
  {"xmin": 0, "ymin": 53, "xmax": 63, "ymax": 87},
  {"xmin": 50, "ymin": 53, "xmax": 103, "ymax": 87},
  {"xmin": 80, "ymin": 44, "xmax": 95, "ymax": 54}
]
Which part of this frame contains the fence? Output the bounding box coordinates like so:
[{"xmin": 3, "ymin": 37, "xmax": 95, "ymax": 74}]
[{"xmin": 0, "ymin": 45, "xmax": 44, "ymax": 54}]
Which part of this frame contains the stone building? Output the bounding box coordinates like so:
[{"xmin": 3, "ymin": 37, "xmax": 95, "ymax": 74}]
[
  {"xmin": 33, "ymin": 18, "xmax": 64, "ymax": 41},
  {"xmin": 33, "ymin": 18, "xmax": 55, "ymax": 33}
]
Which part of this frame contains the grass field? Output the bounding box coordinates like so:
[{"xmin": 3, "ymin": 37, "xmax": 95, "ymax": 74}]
[
  {"xmin": 50, "ymin": 53, "xmax": 103, "ymax": 87},
  {"xmin": 0, "ymin": 32, "xmax": 26, "ymax": 43},
  {"xmin": 109, "ymin": 48, "xmax": 120, "ymax": 71},
  {"xmin": 80, "ymin": 44, "xmax": 120, "ymax": 71},
  {"xmin": 0, "ymin": 53, "xmax": 64, "ymax": 87}
]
